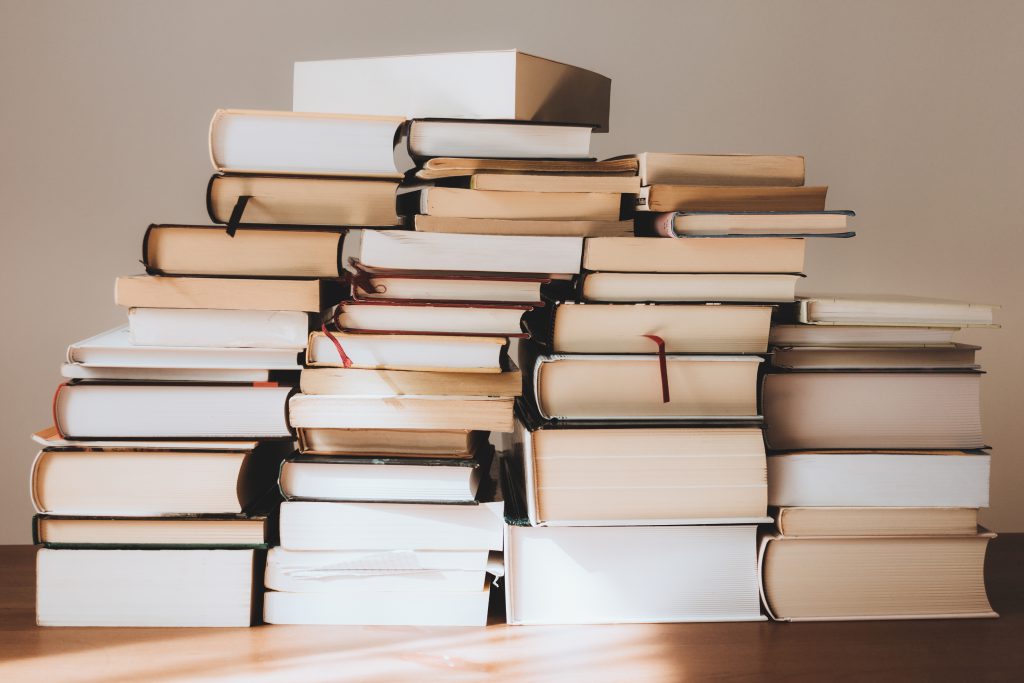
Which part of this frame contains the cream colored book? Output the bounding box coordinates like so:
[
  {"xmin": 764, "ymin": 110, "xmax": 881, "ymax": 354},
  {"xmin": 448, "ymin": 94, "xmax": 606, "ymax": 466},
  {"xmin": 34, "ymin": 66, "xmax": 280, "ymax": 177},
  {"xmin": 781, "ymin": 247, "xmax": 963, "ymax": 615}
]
[
  {"xmin": 115, "ymin": 275, "xmax": 322, "ymax": 312},
  {"xmin": 296, "ymin": 428, "xmax": 478, "ymax": 457},
  {"xmin": 770, "ymin": 344, "xmax": 979, "ymax": 369},
  {"xmin": 620, "ymin": 153, "xmax": 805, "ymax": 186},
  {"xmin": 419, "ymin": 187, "xmax": 622, "ymax": 220},
  {"xmin": 796, "ymin": 295, "xmax": 997, "ymax": 327},
  {"xmin": 468, "ymin": 173, "xmax": 640, "ymax": 193},
  {"xmin": 774, "ymin": 507, "xmax": 980, "ymax": 538},
  {"xmin": 288, "ymin": 393, "xmax": 514, "ymax": 432},
  {"xmin": 414, "ymin": 214, "xmax": 633, "ymax": 237},
  {"xmin": 580, "ymin": 273, "xmax": 800, "ymax": 303},
  {"xmin": 305, "ymin": 331, "xmax": 507, "ymax": 373},
  {"xmin": 35, "ymin": 516, "xmax": 268, "ymax": 547},
  {"xmin": 582, "ymin": 236, "xmax": 805, "ymax": 273},
  {"xmin": 300, "ymin": 366, "xmax": 521, "ymax": 397}
]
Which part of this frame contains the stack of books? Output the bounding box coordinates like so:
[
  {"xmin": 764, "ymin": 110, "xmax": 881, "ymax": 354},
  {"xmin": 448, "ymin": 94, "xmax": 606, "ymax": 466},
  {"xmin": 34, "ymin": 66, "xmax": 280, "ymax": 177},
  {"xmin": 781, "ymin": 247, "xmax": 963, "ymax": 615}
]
[{"xmin": 761, "ymin": 295, "xmax": 999, "ymax": 620}]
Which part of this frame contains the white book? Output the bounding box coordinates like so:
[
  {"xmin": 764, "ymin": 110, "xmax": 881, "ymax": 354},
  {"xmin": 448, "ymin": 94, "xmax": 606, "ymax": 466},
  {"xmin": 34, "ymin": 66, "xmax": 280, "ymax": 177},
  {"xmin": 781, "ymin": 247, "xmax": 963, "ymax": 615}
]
[
  {"xmin": 36, "ymin": 549, "xmax": 257, "ymax": 627},
  {"xmin": 60, "ymin": 364, "xmax": 275, "ymax": 383},
  {"xmin": 128, "ymin": 308, "xmax": 308, "ymax": 349},
  {"xmin": 406, "ymin": 120, "xmax": 592, "ymax": 159},
  {"xmin": 767, "ymin": 451, "xmax": 990, "ymax": 507},
  {"xmin": 279, "ymin": 459, "xmax": 482, "ymax": 504},
  {"xmin": 505, "ymin": 524, "xmax": 764, "ymax": 624}
]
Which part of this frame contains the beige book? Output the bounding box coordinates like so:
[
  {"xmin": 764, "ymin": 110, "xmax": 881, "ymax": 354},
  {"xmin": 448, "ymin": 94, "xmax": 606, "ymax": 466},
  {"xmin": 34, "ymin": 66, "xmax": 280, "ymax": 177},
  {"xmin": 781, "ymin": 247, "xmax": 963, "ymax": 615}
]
[
  {"xmin": 300, "ymin": 366, "xmax": 521, "ymax": 397},
  {"xmin": 288, "ymin": 394, "xmax": 514, "ymax": 432},
  {"xmin": 296, "ymin": 428, "xmax": 478, "ymax": 457},
  {"xmin": 620, "ymin": 153, "xmax": 805, "ymax": 186},
  {"xmin": 583, "ymin": 237, "xmax": 805, "ymax": 273},
  {"xmin": 115, "ymin": 275, "xmax": 322, "ymax": 312},
  {"xmin": 416, "ymin": 156, "xmax": 638, "ymax": 180},
  {"xmin": 797, "ymin": 295, "xmax": 997, "ymax": 327},
  {"xmin": 144, "ymin": 225, "xmax": 344, "ymax": 278},
  {"xmin": 770, "ymin": 344, "xmax": 979, "ymax": 369},
  {"xmin": 35, "ymin": 517, "xmax": 268, "ymax": 547},
  {"xmin": 638, "ymin": 185, "xmax": 827, "ymax": 212},
  {"xmin": 533, "ymin": 355, "xmax": 761, "ymax": 420},
  {"xmin": 305, "ymin": 331, "xmax": 507, "ymax": 373},
  {"xmin": 768, "ymin": 324, "xmax": 958, "ymax": 347},
  {"xmin": 469, "ymin": 173, "xmax": 640, "ymax": 193},
  {"xmin": 208, "ymin": 174, "xmax": 400, "ymax": 226},
  {"xmin": 420, "ymin": 187, "xmax": 622, "ymax": 220},
  {"xmin": 580, "ymin": 272, "xmax": 800, "ymax": 303},
  {"xmin": 759, "ymin": 533, "xmax": 997, "ymax": 621},
  {"xmin": 775, "ymin": 507, "xmax": 980, "ymax": 537},
  {"xmin": 414, "ymin": 214, "xmax": 633, "ymax": 237}
]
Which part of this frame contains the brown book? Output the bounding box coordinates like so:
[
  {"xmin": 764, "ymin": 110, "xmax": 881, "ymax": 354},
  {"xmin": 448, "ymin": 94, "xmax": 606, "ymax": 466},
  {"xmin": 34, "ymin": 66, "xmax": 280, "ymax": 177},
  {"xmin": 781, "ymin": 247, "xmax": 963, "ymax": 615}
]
[
  {"xmin": 296, "ymin": 428, "xmax": 480, "ymax": 457},
  {"xmin": 34, "ymin": 516, "xmax": 269, "ymax": 547},
  {"xmin": 621, "ymin": 153, "xmax": 805, "ymax": 186},
  {"xmin": 582, "ymin": 237, "xmax": 806, "ymax": 273},
  {"xmin": 414, "ymin": 214, "xmax": 633, "ymax": 237},
  {"xmin": 289, "ymin": 393, "xmax": 514, "ymax": 432},
  {"xmin": 208, "ymin": 174, "xmax": 400, "ymax": 227},
  {"xmin": 637, "ymin": 185, "xmax": 827, "ymax": 212},
  {"xmin": 115, "ymin": 275, "xmax": 324, "ymax": 312},
  {"xmin": 416, "ymin": 156, "xmax": 639, "ymax": 180},
  {"xmin": 418, "ymin": 187, "xmax": 622, "ymax": 220},
  {"xmin": 143, "ymin": 225, "xmax": 344, "ymax": 278},
  {"xmin": 300, "ymin": 366, "xmax": 522, "ymax": 397},
  {"xmin": 774, "ymin": 507, "xmax": 980, "ymax": 537},
  {"xmin": 468, "ymin": 174, "xmax": 640, "ymax": 194}
]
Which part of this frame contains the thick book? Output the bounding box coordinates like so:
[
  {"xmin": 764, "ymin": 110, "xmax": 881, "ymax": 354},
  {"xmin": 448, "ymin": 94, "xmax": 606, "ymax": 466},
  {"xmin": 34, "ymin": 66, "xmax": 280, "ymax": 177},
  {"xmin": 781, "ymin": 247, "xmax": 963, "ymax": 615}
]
[
  {"xmin": 413, "ymin": 214, "xmax": 633, "ymax": 237},
  {"xmin": 296, "ymin": 428, "xmax": 481, "ymax": 457},
  {"xmin": 767, "ymin": 450, "xmax": 990, "ymax": 507},
  {"xmin": 637, "ymin": 185, "xmax": 827, "ymax": 213},
  {"xmin": 415, "ymin": 156, "xmax": 638, "ymax": 180},
  {"xmin": 115, "ymin": 275, "xmax": 329, "ymax": 313},
  {"xmin": 348, "ymin": 269, "xmax": 548, "ymax": 304},
  {"xmin": 53, "ymin": 382, "xmax": 294, "ymax": 439},
  {"xmin": 278, "ymin": 500, "xmax": 505, "ymax": 551},
  {"xmin": 207, "ymin": 174, "xmax": 401, "ymax": 227},
  {"xmin": 127, "ymin": 308, "xmax": 309, "ymax": 350},
  {"xmin": 415, "ymin": 187, "xmax": 623, "ymax": 221},
  {"xmin": 637, "ymin": 210, "xmax": 854, "ymax": 237},
  {"xmin": 406, "ymin": 119, "xmax": 592, "ymax": 160},
  {"xmin": 305, "ymin": 330, "xmax": 507, "ymax": 373},
  {"xmin": 582, "ymin": 236, "xmax": 805, "ymax": 273},
  {"xmin": 769, "ymin": 324, "xmax": 959, "ymax": 347},
  {"xmin": 209, "ymin": 109, "xmax": 407, "ymax": 177},
  {"xmin": 762, "ymin": 371, "xmax": 984, "ymax": 450},
  {"xmin": 33, "ymin": 514, "xmax": 270, "ymax": 549},
  {"xmin": 618, "ymin": 153, "xmax": 805, "ymax": 186},
  {"xmin": 300, "ymin": 366, "xmax": 521, "ymax": 398},
  {"xmin": 578, "ymin": 272, "xmax": 800, "ymax": 303},
  {"xmin": 774, "ymin": 507, "xmax": 981, "ymax": 538},
  {"xmin": 793, "ymin": 295, "xmax": 997, "ymax": 327},
  {"xmin": 287, "ymin": 393, "xmax": 514, "ymax": 432},
  {"xmin": 525, "ymin": 302, "xmax": 772, "ymax": 354},
  {"xmin": 758, "ymin": 533, "xmax": 997, "ymax": 621},
  {"xmin": 36, "ymin": 549, "xmax": 261, "ymax": 627},
  {"xmin": 31, "ymin": 442, "xmax": 287, "ymax": 515},
  {"xmin": 770, "ymin": 344, "xmax": 980, "ymax": 370},
  {"xmin": 342, "ymin": 228, "xmax": 583, "ymax": 275},
  {"xmin": 293, "ymin": 50, "xmax": 611, "ymax": 131},
  {"xmin": 513, "ymin": 417, "xmax": 768, "ymax": 525},
  {"xmin": 143, "ymin": 225, "xmax": 346, "ymax": 278}
]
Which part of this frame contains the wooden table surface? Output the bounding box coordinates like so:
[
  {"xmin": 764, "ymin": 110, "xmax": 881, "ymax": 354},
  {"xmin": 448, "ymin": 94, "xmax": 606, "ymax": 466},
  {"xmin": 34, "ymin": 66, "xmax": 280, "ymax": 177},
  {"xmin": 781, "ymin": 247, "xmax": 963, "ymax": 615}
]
[{"xmin": 1, "ymin": 537, "xmax": 1021, "ymax": 682}]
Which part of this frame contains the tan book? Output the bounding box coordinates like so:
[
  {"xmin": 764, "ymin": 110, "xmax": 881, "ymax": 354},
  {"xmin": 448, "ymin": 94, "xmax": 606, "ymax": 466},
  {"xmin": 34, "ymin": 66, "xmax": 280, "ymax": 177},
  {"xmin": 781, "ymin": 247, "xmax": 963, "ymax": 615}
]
[
  {"xmin": 638, "ymin": 185, "xmax": 827, "ymax": 212},
  {"xmin": 414, "ymin": 214, "xmax": 633, "ymax": 237},
  {"xmin": 416, "ymin": 156, "xmax": 638, "ymax": 180},
  {"xmin": 580, "ymin": 272, "xmax": 800, "ymax": 303},
  {"xmin": 775, "ymin": 507, "xmax": 980, "ymax": 537},
  {"xmin": 208, "ymin": 174, "xmax": 400, "ymax": 227},
  {"xmin": 621, "ymin": 153, "xmax": 805, "ymax": 186},
  {"xmin": 418, "ymin": 187, "xmax": 622, "ymax": 220},
  {"xmin": 796, "ymin": 295, "xmax": 997, "ymax": 327},
  {"xmin": 288, "ymin": 394, "xmax": 514, "ymax": 432},
  {"xmin": 583, "ymin": 237, "xmax": 805, "ymax": 273},
  {"xmin": 759, "ymin": 533, "xmax": 997, "ymax": 621},
  {"xmin": 34, "ymin": 516, "xmax": 269, "ymax": 547},
  {"xmin": 300, "ymin": 366, "xmax": 521, "ymax": 397},
  {"xmin": 114, "ymin": 275, "xmax": 323, "ymax": 312},
  {"xmin": 468, "ymin": 174, "xmax": 640, "ymax": 193},
  {"xmin": 305, "ymin": 330, "xmax": 507, "ymax": 373},
  {"xmin": 144, "ymin": 225, "xmax": 344, "ymax": 278},
  {"xmin": 296, "ymin": 428, "xmax": 479, "ymax": 457}
]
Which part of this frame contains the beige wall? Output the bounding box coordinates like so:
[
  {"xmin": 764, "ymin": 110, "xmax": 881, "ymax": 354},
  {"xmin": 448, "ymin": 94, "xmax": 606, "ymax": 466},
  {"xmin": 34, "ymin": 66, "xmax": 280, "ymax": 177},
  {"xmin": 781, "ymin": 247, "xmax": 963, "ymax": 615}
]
[{"xmin": 1, "ymin": 1, "xmax": 1021, "ymax": 542}]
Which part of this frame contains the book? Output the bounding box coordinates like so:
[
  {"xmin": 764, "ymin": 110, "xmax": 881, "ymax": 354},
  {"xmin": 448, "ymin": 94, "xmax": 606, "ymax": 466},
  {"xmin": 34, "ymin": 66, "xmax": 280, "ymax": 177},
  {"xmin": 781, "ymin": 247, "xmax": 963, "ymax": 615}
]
[
  {"xmin": 767, "ymin": 450, "xmax": 990, "ymax": 507},
  {"xmin": 349, "ymin": 270, "xmax": 548, "ymax": 304},
  {"xmin": 769, "ymin": 324, "xmax": 959, "ymax": 347},
  {"xmin": 36, "ymin": 549, "xmax": 260, "ymax": 627},
  {"xmin": 207, "ymin": 174, "xmax": 401, "ymax": 227},
  {"xmin": 526, "ymin": 351, "xmax": 762, "ymax": 421},
  {"xmin": 794, "ymin": 295, "xmax": 997, "ymax": 327},
  {"xmin": 342, "ymin": 228, "xmax": 584, "ymax": 275},
  {"xmin": 31, "ymin": 427, "xmax": 259, "ymax": 452},
  {"xmin": 762, "ymin": 372, "xmax": 984, "ymax": 450},
  {"xmin": 513, "ymin": 420, "xmax": 768, "ymax": 524},
  {"xmin": 406, "ymin": 120, "xmax": 592, "ymax": 160},
  {"xmin": 263, "ymin": 583, "xmax": 491, "ymax": 626},
  {"xmin": 305, "ymin": 331, "xmax": 507, "ymax": 372},
  {"xmin": 277, "ymin": 500, "xmax": 505, "ymax": 551},
  {"xmin": 296, "ymin": 428, "xmax": 480, "ymax": 457},
  {"xmin": 770, "ymin": 344, "xmax": 980, "ymax": 370},
  {"xmin": 143, "ymin": 225, "xmax": 346, "ymax": 278},
  {"xmin": 209, "ymin": 109, "xmax": 407, "ymax": 177},
  {"xmin": 578, "ymin": 273, "xmax": 800, "ymax": 303},
  {"xmin": 67, "ymin": 326, "xmax": 302, "ymax": 371},
  {"xmin": 773, "ymin": 507, "xmax": 980, "ymax": 537},
  {"xmin": 34, "ymin": 514, "xmax": 269, "ymax": 548},
  {"xmin": 53, "ymin": 383, "xmax": 294, "ymax": 439},
  {"xmin": 128, "ymin": 308, "xmax": 309, "ymax": 349},
  {"xmin": 415, "ymin": 156, "xmax": 638, "ymax": 180},
  {"xmin": 31, "ymin": 443, "xmax": 287, "ymax": 515},
  {"xmin": 415, "ymin": 187, "xmax": 622, "ymax": 221},
  {"xmin": 582, "ymin": 236, "xmax": 805, "ymax": 273},
  {"xmin": 637, "ymin": 185, "xmax": 828, "ymax": 212},
  {"xmin": 413, "ymin": 214, "xmax": 633, "ymax": 237},
  {"xmin": 525, "ymin": 302, "xmax": 773, "ymax": 353},
  {"xmin": 466, "ymin": 173, "xmax": 640, "ymax": 194},
  {"xmin": 332, "ymin": 299, "xmax": 531, "ymax": 336},
  {"xmin": 288, "ymin": 393, "xmax": 514, "ymax": 432},
  {"xmin": 618, "ymin": 153, "xmax": 805, "ymax": 186},
  {"xmin": 60, "ymin": 364, "xmax": 281, "ymax": 383},
  {"xmin": 300, "ymin": 366, "xmax": 521, "ymax": 397},
  {"xmin": 758, "ymin": 533, "xmax": 997, "ymax": 621},
  {"xmin": 115, "ymin": 275, "xmax": 327, "ymax": 312},
  {"xmin": 505, "ymin": 523, "xmax": 764, "ymax": 624},
  {"xmin": 293, "ymin": 50, "xmax": 611, "ymax": 131},
  {"xmin": 637, "ymin": 210, "xmax": 854, "ymax": 237}
]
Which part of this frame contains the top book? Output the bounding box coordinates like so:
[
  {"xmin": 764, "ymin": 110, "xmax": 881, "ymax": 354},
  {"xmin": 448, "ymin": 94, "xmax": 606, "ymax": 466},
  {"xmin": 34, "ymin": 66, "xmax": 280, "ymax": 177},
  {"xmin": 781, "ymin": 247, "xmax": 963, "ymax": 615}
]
[{"xmin": 293, "ymin": 50, "xmax": 611, "ymax": 132}]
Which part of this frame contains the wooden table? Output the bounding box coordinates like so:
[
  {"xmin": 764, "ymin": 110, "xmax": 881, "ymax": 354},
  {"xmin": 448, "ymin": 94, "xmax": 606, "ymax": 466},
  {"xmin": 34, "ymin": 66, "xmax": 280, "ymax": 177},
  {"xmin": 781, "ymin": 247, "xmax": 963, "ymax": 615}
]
[{"xmin": 1, "ymin": 538, "xmax": 1021, "ymax": 682}]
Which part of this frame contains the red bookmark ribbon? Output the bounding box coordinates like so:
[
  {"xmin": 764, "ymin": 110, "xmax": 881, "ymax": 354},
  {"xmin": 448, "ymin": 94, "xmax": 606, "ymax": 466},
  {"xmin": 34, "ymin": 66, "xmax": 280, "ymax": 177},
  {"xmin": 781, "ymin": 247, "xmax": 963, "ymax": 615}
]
[
  {"xmin": 321, "ymin": 320, "xmax": 353, "ymax": 369},
  {"xmin": 642, "ymin": 334, "xmax": 670, "ymax": 403}
]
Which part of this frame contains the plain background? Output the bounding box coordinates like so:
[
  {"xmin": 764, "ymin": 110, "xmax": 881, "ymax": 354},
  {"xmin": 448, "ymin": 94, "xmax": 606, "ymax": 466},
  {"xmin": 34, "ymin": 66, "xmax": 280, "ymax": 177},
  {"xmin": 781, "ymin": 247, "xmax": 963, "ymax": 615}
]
[{"xmin": 1, "ymin": 0, "xmax": 1022, "ymax": 543}]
